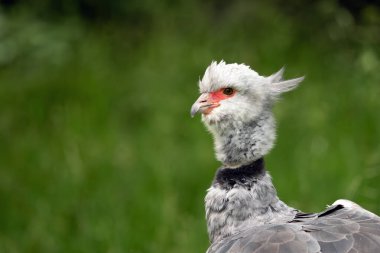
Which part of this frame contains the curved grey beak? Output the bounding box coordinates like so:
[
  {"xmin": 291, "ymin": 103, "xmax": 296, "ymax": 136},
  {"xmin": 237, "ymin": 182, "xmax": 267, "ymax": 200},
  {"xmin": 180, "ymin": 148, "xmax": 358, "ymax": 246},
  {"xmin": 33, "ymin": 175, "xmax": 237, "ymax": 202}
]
[
  {"xmin": 190, "ymin": 93, "xmax": 218, "ymax": 117},
  {"xmin": 191, "ymin": 93, "xmax": 209, "ymax": 117}
]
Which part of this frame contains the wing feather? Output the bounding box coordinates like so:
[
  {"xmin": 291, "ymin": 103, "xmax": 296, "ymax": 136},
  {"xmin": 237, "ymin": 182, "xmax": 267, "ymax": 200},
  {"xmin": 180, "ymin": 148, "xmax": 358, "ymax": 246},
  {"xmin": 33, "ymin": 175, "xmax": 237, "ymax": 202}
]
[{"xmin": 208, "ymin": 204, "xmax": 380, "ymax": 253}]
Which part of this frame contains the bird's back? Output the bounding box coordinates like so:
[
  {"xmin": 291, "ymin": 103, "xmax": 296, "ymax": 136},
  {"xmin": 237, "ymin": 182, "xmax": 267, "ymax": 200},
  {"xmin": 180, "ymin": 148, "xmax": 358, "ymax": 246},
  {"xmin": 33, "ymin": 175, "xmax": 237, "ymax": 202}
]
[{"xmin": 207, "ymin": 202, "xmax": 380, "ymax": 253}]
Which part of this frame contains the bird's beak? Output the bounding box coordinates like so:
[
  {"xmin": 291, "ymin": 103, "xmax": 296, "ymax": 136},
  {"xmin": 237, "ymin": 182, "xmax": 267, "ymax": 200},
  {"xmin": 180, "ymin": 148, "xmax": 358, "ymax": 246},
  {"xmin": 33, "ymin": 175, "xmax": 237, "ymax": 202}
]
[{"xmin": 190, "ymin": 93, "xmax": 219, "ymax": 117}]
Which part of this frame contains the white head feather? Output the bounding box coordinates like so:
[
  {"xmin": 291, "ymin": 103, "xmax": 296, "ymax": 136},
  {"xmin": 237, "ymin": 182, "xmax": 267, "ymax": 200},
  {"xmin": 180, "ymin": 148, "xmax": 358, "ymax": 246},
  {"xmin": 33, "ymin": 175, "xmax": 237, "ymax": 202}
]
[
  {"xmin": 199, "ymin": 60, "xmax": 304, "ymax": 126},
  {"xmin": 194, "ymin": 60, "xmax": 304, "ymax": 166}
]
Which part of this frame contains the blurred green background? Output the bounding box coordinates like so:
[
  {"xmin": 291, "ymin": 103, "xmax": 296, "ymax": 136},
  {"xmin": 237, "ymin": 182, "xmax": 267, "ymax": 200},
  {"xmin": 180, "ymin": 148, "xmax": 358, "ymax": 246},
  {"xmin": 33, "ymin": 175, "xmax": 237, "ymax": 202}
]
[{"xmin": 0, "ymin": 0, "xmax": 379, "ymax": 252}]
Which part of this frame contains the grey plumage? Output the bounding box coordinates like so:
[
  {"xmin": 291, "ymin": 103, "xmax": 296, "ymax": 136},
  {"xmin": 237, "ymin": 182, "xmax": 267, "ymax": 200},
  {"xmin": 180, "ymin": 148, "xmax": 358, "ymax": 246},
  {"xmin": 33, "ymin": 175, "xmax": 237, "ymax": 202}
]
[
  {"xmin": 191, "ymin": 61, "xmax": 380, "ymax": 253},
  {"xmin": 205, "ymin": 160, "xmax": 296, "ymax": 243},
  {"xmin": 206, "ymin": 162, "xmax": 380, "ymax": 253}
]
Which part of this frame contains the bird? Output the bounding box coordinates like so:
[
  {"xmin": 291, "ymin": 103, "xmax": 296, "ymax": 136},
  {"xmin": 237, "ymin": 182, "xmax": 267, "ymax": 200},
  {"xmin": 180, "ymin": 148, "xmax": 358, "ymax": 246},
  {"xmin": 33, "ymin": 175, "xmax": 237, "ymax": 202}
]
[{"xmin": 190, "ymin": 61, "xmax": 380, "ymax": 253}]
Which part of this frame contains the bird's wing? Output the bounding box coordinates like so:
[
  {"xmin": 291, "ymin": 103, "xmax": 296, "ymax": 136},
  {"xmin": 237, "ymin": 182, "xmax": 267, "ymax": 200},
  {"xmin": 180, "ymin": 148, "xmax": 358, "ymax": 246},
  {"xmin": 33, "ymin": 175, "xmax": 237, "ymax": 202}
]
[
  {"xmin": 207, "ymin": 203, "xmax": 380, "ymax": 253},
  {"xmin": 207, "ymin": 223, "xmax": 320, "ymax": 253},
  {"xmin": 302, "ymin": 201, "xmax": 380, "ymax": 253}
]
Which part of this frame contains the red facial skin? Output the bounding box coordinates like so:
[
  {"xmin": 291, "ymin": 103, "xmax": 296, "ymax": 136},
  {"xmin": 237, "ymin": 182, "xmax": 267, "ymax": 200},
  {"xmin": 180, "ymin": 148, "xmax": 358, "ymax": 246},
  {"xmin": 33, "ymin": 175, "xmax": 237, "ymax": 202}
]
[
  {"xmin": 204, "ymin": 88, "xmax": 236, "ymax": 115},
  {"xmin": 210, "ymin": 88, "xmax": 236, "ymax": 101}
]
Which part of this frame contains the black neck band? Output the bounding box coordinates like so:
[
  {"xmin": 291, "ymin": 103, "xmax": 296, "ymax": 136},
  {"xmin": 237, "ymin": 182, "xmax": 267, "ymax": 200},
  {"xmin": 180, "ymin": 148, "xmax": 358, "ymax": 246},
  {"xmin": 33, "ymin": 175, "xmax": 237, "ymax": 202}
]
[{"xmin": 214, "ymin": 158, "xmax": 265, "ymax": 189}]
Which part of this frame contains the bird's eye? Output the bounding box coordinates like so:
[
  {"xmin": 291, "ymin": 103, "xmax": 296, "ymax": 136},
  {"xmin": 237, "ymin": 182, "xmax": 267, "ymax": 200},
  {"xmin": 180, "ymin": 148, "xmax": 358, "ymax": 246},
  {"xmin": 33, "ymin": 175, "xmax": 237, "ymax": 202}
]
[{"xmin": 222, "ymin": 88, "xmax": 234, "ymax": 96}]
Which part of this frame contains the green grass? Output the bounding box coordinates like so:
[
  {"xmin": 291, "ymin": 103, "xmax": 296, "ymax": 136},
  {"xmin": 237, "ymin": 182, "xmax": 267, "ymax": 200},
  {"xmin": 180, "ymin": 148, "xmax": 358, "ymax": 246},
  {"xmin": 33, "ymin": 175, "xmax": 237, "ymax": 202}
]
[{"xmin": 0, "ymin": 2, "xmax": 380, "ymax": 252}]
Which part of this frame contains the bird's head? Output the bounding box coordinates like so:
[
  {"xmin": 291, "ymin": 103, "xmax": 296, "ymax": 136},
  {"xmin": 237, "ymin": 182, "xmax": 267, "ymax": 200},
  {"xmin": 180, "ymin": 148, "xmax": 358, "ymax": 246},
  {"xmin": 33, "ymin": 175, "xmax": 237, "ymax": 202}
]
[{"xmin": 191, "ymin": 61, "xmax": 304, "ymax": 127}]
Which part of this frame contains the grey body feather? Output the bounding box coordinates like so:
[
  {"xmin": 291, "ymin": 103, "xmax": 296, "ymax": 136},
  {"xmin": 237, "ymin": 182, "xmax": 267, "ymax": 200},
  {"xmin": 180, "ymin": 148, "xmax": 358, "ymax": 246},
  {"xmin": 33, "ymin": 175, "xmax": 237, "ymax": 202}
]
[
  {"xmin": 207, "ymin": 202, "xmax": 380, "ymax": 253},
  {"xmin": 192, "ymin": 61, "xmax": 380, "ymax": 253},
  {"xmin": 206, "ymin": 161, "xmax": 380, "ymax": 253}
]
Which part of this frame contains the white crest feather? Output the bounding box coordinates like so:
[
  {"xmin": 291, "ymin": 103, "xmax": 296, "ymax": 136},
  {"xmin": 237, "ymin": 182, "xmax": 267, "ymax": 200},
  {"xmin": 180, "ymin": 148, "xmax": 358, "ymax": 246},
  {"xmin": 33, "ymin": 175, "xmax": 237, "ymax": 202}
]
[
  {"xmin": 269, "ymin": 76, "xmax": 304, "ymax": 95},
  {"xmin": 268, "ymin": 67, "xmax": 285, "ymax": 83}
]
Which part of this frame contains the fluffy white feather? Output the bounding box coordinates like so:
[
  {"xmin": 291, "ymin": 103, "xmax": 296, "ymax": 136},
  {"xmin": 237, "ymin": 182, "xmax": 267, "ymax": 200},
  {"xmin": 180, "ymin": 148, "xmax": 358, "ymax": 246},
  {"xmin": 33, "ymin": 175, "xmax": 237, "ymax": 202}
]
[{"xmin": 197, "ymin": 60, "xmax": 303, "ymax": 166}]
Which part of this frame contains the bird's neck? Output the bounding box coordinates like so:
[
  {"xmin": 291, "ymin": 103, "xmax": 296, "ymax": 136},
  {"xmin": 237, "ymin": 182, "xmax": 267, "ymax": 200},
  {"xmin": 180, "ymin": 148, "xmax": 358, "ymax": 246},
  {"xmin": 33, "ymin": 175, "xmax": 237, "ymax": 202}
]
[
  {"xmin": 209, "ymin": 111, "xmax": 276, "ymax": 167},
  {"xmin": 205, "ymin": 158, "xmax": 296, "ymax": 243}
]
